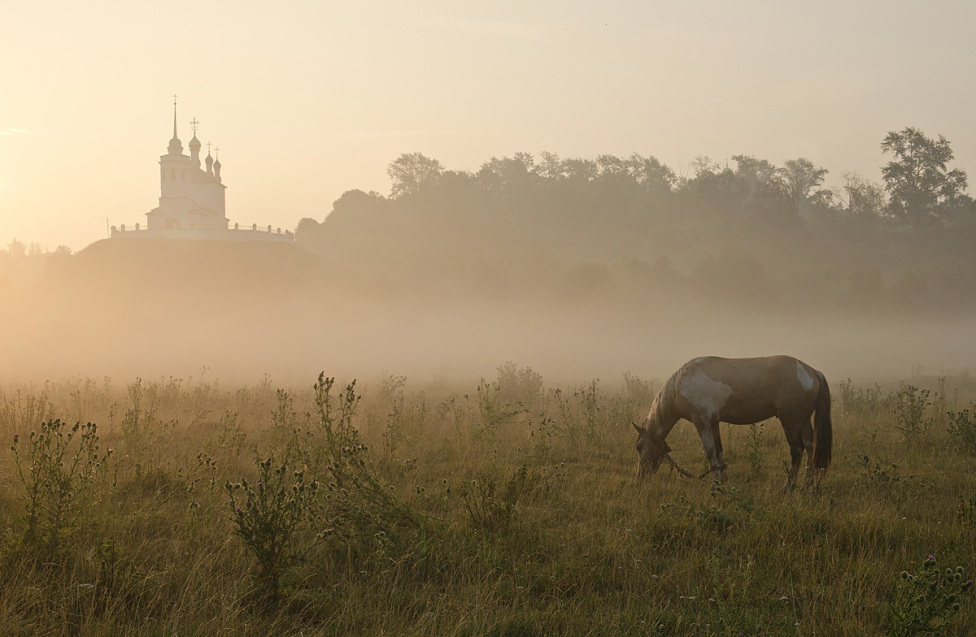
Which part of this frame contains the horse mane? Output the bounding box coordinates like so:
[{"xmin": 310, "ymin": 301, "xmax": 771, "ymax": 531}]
[{"xmin": 648, "ymin": 365, "xmax": 682, "ymax": 428}]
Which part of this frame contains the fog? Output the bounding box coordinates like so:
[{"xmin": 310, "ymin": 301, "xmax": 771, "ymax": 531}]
[{"xmin": 2, "ymin": 216, "xmax": 975, "ymax": 389}]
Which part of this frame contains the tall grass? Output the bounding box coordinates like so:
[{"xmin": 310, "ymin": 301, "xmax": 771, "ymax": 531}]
[{"xmin": 0, "ymin": 368, "xmax": 973, "ymax": 635}]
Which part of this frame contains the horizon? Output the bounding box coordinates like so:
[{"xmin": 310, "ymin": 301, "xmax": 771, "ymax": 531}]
[{"xmin": 3, "ymin": 1, "xmax": 976, "ymax": 251}]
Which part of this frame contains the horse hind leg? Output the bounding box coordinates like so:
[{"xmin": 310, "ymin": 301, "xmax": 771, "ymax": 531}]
[
  {"xmin": 798, "ymin": 418, "xmax": 818, "ymax": 492},
  {"xmin": 710, "ymin": 421, "xmax": 728, "ymax": 484},
  {"xmin": 779, "ymin": 418, "xmax": 805, "ymax": 493}
]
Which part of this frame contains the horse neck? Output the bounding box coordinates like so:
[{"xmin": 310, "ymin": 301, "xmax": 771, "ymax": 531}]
[
  {"xmin": 648, "ymin": 395, "xmax": 678, "ymax": 442},
  {"xmin": 647, "ymin": 388, "xmax": 679, "ymax": 442}
]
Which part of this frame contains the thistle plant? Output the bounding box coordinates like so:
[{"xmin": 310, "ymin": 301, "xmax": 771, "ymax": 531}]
[
  {"xmin": 890, "ymin": 555, "xmax": 972, "ymax": 636},
  {"xmin": 10, "ymin": 419, "xmax": 110, "ymax": 561},
  {"xmin": 226, "ymin": 457, "xmax": 322, "ymax": 600},
  {"xmin": 314, "ymin": 373, "xmax": 360, "ymax": 457},
  {"xmin": 946, "ymin": 405, "xmax": 976, "ymax": 458},
  {"xmin": 459, "ymin": 465, "xmax": 528, "ymax": 533},
  {"xmin": 893, "ymin": 384, "xmax": 933, "ymax": 442}
]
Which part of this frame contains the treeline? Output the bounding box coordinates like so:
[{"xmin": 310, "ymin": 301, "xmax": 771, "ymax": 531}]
[
  {"xmin": 295, "ymin": 127, "xmax": 976, "ymax": 315},
  {"xmin": 0, "ymin": 240, "xmax": 73, "ymax": 291}
]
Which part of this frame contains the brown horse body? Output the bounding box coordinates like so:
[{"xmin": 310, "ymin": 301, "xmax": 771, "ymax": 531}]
[{"xmin": 634, "ymin": 355, "xmax": 832, "ymax": 491}]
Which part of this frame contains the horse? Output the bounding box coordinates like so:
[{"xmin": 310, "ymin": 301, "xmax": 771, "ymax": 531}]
[{"xmin": 633, "ymin": 355, "xmax": 832, "ymax": 491}]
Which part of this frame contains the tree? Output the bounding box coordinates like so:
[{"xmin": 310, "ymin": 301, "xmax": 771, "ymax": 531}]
[
  {"xmin": 731, "ymin": 155, "xmax": 792, "ymax": 222},
  {"xmin": 626, "ymin": 153, "xmax": 676, "ymax": 195},
  {"xmin": 478, "ymin": 153, "xmax": 537, "ymax": 194},
  {"xmin": 386, "ymin": 152, "xmax": 444, "ymax": 198},
  {"xmin": 781, "ymin": 158, "xmax": 832, "ymax": 214},
  {"xmin": 880, "ymin": 127, "xmax": 968, "ymax": 226},
  {"xmin": 6, "ymin": 239, "xmax": 26, "ymax": 257},
  {"xmin": 840, "ymin": 172, "xmax": 886, "ymax": 220},
  {"xmin": 535, "ymin": 151, "xmax": 563, "ymax": 182}
]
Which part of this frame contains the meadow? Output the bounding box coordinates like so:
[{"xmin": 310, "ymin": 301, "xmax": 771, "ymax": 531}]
[{"xmin": 0, "ymin": 364, "xmax": 973, "ymax": 636}]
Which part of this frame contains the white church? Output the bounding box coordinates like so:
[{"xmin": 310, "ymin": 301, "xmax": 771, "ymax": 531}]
[{"xmin": 111, "ymin": 100, "xmax": 293, "ymax": 242}]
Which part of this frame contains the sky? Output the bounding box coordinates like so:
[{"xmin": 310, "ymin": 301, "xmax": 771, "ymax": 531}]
[{"xmin": 3, "ymin": 0, "xmax": 976, "ymax": 252}]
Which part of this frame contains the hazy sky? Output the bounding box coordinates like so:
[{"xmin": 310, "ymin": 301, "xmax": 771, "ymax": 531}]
[{"xmin": 3, "ymin": 1, "xmax": 975, "ymax": 251}]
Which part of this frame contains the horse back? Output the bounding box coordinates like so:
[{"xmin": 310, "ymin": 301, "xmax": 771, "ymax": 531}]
[{"xmin": 674, "ymin": 356, "xmax": 821, "ymax": 424}]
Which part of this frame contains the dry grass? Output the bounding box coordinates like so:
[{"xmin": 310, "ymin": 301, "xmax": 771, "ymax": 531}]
[{"xmin": 0, "ymin": 369, "xmax": 973, "ymax": 636}]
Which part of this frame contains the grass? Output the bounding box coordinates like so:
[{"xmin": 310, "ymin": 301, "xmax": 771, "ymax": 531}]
[{"xmin": 0, "ymin": 368, "xmax": 973, "ymax": 636}]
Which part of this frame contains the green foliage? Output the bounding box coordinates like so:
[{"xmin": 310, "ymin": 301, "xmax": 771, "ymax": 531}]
[
  {"xmin": 947, "ymin": 405, "xmax": 976, "ymax": 458},
  {"xmin": 956, "ymin": 493, "xmax": 976, "ymax": 527},
  {"xmin": 459, "ymin": 465, "xmax": 528, "ymax": 533},
  {"xmin": 881, "ymin": 127, "xmax": 969, "ymax": 226},
  {"xmin": 660, "ymin": 485, "xmax": 755, "ymax": 533},
  {"xmin": 118, "ymin": 377, "xmax": 177, "ymax": 477},
  {"xmin": 857, "ymin": 452, "xmax": 915, "ymax": 500},
  {"xmin": 387, "ymin": 152, "xmax": 444, "ymax": 198},
  {"xmin": 890, "ymin": 556, "xmax": 972, "ymax": 636},
  {"xmin": 2, "ymin": 372, "xmax": 976, "ymax": 634},
  {"xmin": 10, "ymin": 419, "xmax": 110, "ymax": 561},
  {"xmin": 840, "ymin": 378, "xmax": 887, "ymax": 414},
  {"xmin": 472, "ymin": 379, "xmax": 522, "ymax": 441},
  {"xmin": 312, "ymin": 373, "xmax": 360, "ymax": 456},
  {"xmin": 893, "ymin": 384, "xmax": 934, "ymax": 441},
  {"xmin": 225, "ymin": 457, "xmax": 321, "ymax": 600}
]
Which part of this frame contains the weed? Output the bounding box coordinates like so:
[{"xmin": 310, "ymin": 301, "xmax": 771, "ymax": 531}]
[
  {"xmin": 378, "ymin": 375, "xmax": 407, "ymax": 465},
  {"xmin": 955, "ymin": 493, "xmax": 976, "ymax": 527},
  {"xmin": 856, "ymin": 452, "xmax": 915, "ymax": 498},
  {"xmin": 10, "ymin": 419, "xmax": 111, "ymax": 561},
  {"xmin": 893, "ymin": 384, "xmax": 933, "ymax": 442},
  {"xmin": 890, "ymin": 555, "xmax": 972, "ymax": 636},
  {"xmin": 946, "ymin": 405, "xmax": 976, "ymax": 458},
  {"xmin": 839, "ymin": 378, "xmax": 886, "ymax": 414},
  {"xmin": 226, "ymin": 457, "xmax": 322, "ymax": 600},
  {"xmin": 495, "ymin": 362, "xmax": 544, "ymax": 412},
  {"xmin": 472, "ymin": 379, "xmax": 522, "ymax": 441},
  {"xmin": 313, "ymin": 373, "xmax": 360, "ymax": 456},
  {"xmin": 660, "ymin": 486, "xmax": 755, "ymax": 533},
  {"xmin": 746, "ymin": 421, "xmax": 765, "ymax": 479},
  {"xmin": 460, "ymin": 465, "xmax": 528, "ymax": 533}
]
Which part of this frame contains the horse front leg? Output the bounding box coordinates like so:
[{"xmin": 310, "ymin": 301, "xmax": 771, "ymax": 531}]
[{"xmin": 695, "ymin": 416, "xmax": 726, "ymax": 485}]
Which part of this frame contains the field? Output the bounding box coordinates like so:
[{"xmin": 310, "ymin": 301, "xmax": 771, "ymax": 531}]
[{"xmin": 0, "ymin": 366, "xmax": 974, "ymax": 636}]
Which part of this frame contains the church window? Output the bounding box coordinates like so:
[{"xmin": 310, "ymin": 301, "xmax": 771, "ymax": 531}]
[
  {"xmin": 171, "ymin": 168, "xmax": 176, "ymax": 181},
  {"xmin": 181, "ymin": 169, "xmax": 185, "ymax": 181}
]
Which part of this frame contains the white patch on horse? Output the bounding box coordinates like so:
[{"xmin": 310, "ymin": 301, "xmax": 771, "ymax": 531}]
[
  {"xmin": 796, "ymin": 361, "xmax": 815, "ymax": 393},
  {"xmin": 679, "ymin": 367, "xmax": 733, "ymax": 421}
]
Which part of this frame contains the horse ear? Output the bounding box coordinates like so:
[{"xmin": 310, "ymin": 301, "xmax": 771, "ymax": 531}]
[{"xmin": 632, "ymin": 421, "xmax": 645, "ymax": 434}]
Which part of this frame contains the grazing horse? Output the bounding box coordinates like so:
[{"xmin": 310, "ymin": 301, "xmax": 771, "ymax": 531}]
[{"xmin": 633, "ymin": 356, "xmax": 832, "ymax": 491}]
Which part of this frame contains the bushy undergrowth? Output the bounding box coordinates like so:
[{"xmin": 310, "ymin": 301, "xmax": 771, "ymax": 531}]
[{"xmin": 0, "ymin": 369, "xmax": 972, "ymax": 635}]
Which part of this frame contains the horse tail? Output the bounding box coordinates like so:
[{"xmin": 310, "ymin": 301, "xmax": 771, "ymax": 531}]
[{"xmin": 812, "ymin": 370, "xmax": 833, "ymax": 470}]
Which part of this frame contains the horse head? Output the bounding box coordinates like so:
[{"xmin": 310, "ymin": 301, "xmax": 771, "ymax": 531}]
[{"xmin": 633, "ymin": 421, "xmax": 669, "ymax": 480}]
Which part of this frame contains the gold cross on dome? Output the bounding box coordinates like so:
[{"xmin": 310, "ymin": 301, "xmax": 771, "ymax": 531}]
[{"xmin": 190, "ymin": 118, "xmax": 199, "ymax": 135}]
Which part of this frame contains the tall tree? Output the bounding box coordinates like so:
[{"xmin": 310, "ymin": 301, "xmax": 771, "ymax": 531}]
[
  {"xmin": 387, "ymin": 152, "xmax": 444, "ymax": 198},
  {"xmin": 781, "ymin": 158, "xmax": 831, "ymax": 214},
  {"xmin": 840, "ymin": 172, "xmax": 886, "ymax": 220},
  {"xmin": 880, "ymin": 127, "xmax": 968, "ymax": 226}
]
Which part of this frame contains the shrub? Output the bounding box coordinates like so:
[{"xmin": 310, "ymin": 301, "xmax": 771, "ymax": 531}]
[
  {"xmin": 890, "ymin": 555, "xmax": 972, "ymax": 636},
  {"xmin": 10, "ymin": 419, "xmax": 110, "ymax": 561},
  {"xmin": 893, "ymin": 384, "xmax": 933, "ymax": 441},
  {"xmin": 226, "ymin": 457, "xmax": 321, "ymax": 600},
  {"xmin": 460, "ymin": 465, "xmax": 528, "ymax": 533},
  {"xmin": 946, "ymin": 405, "xmax": 976, "ymax": 457}
]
